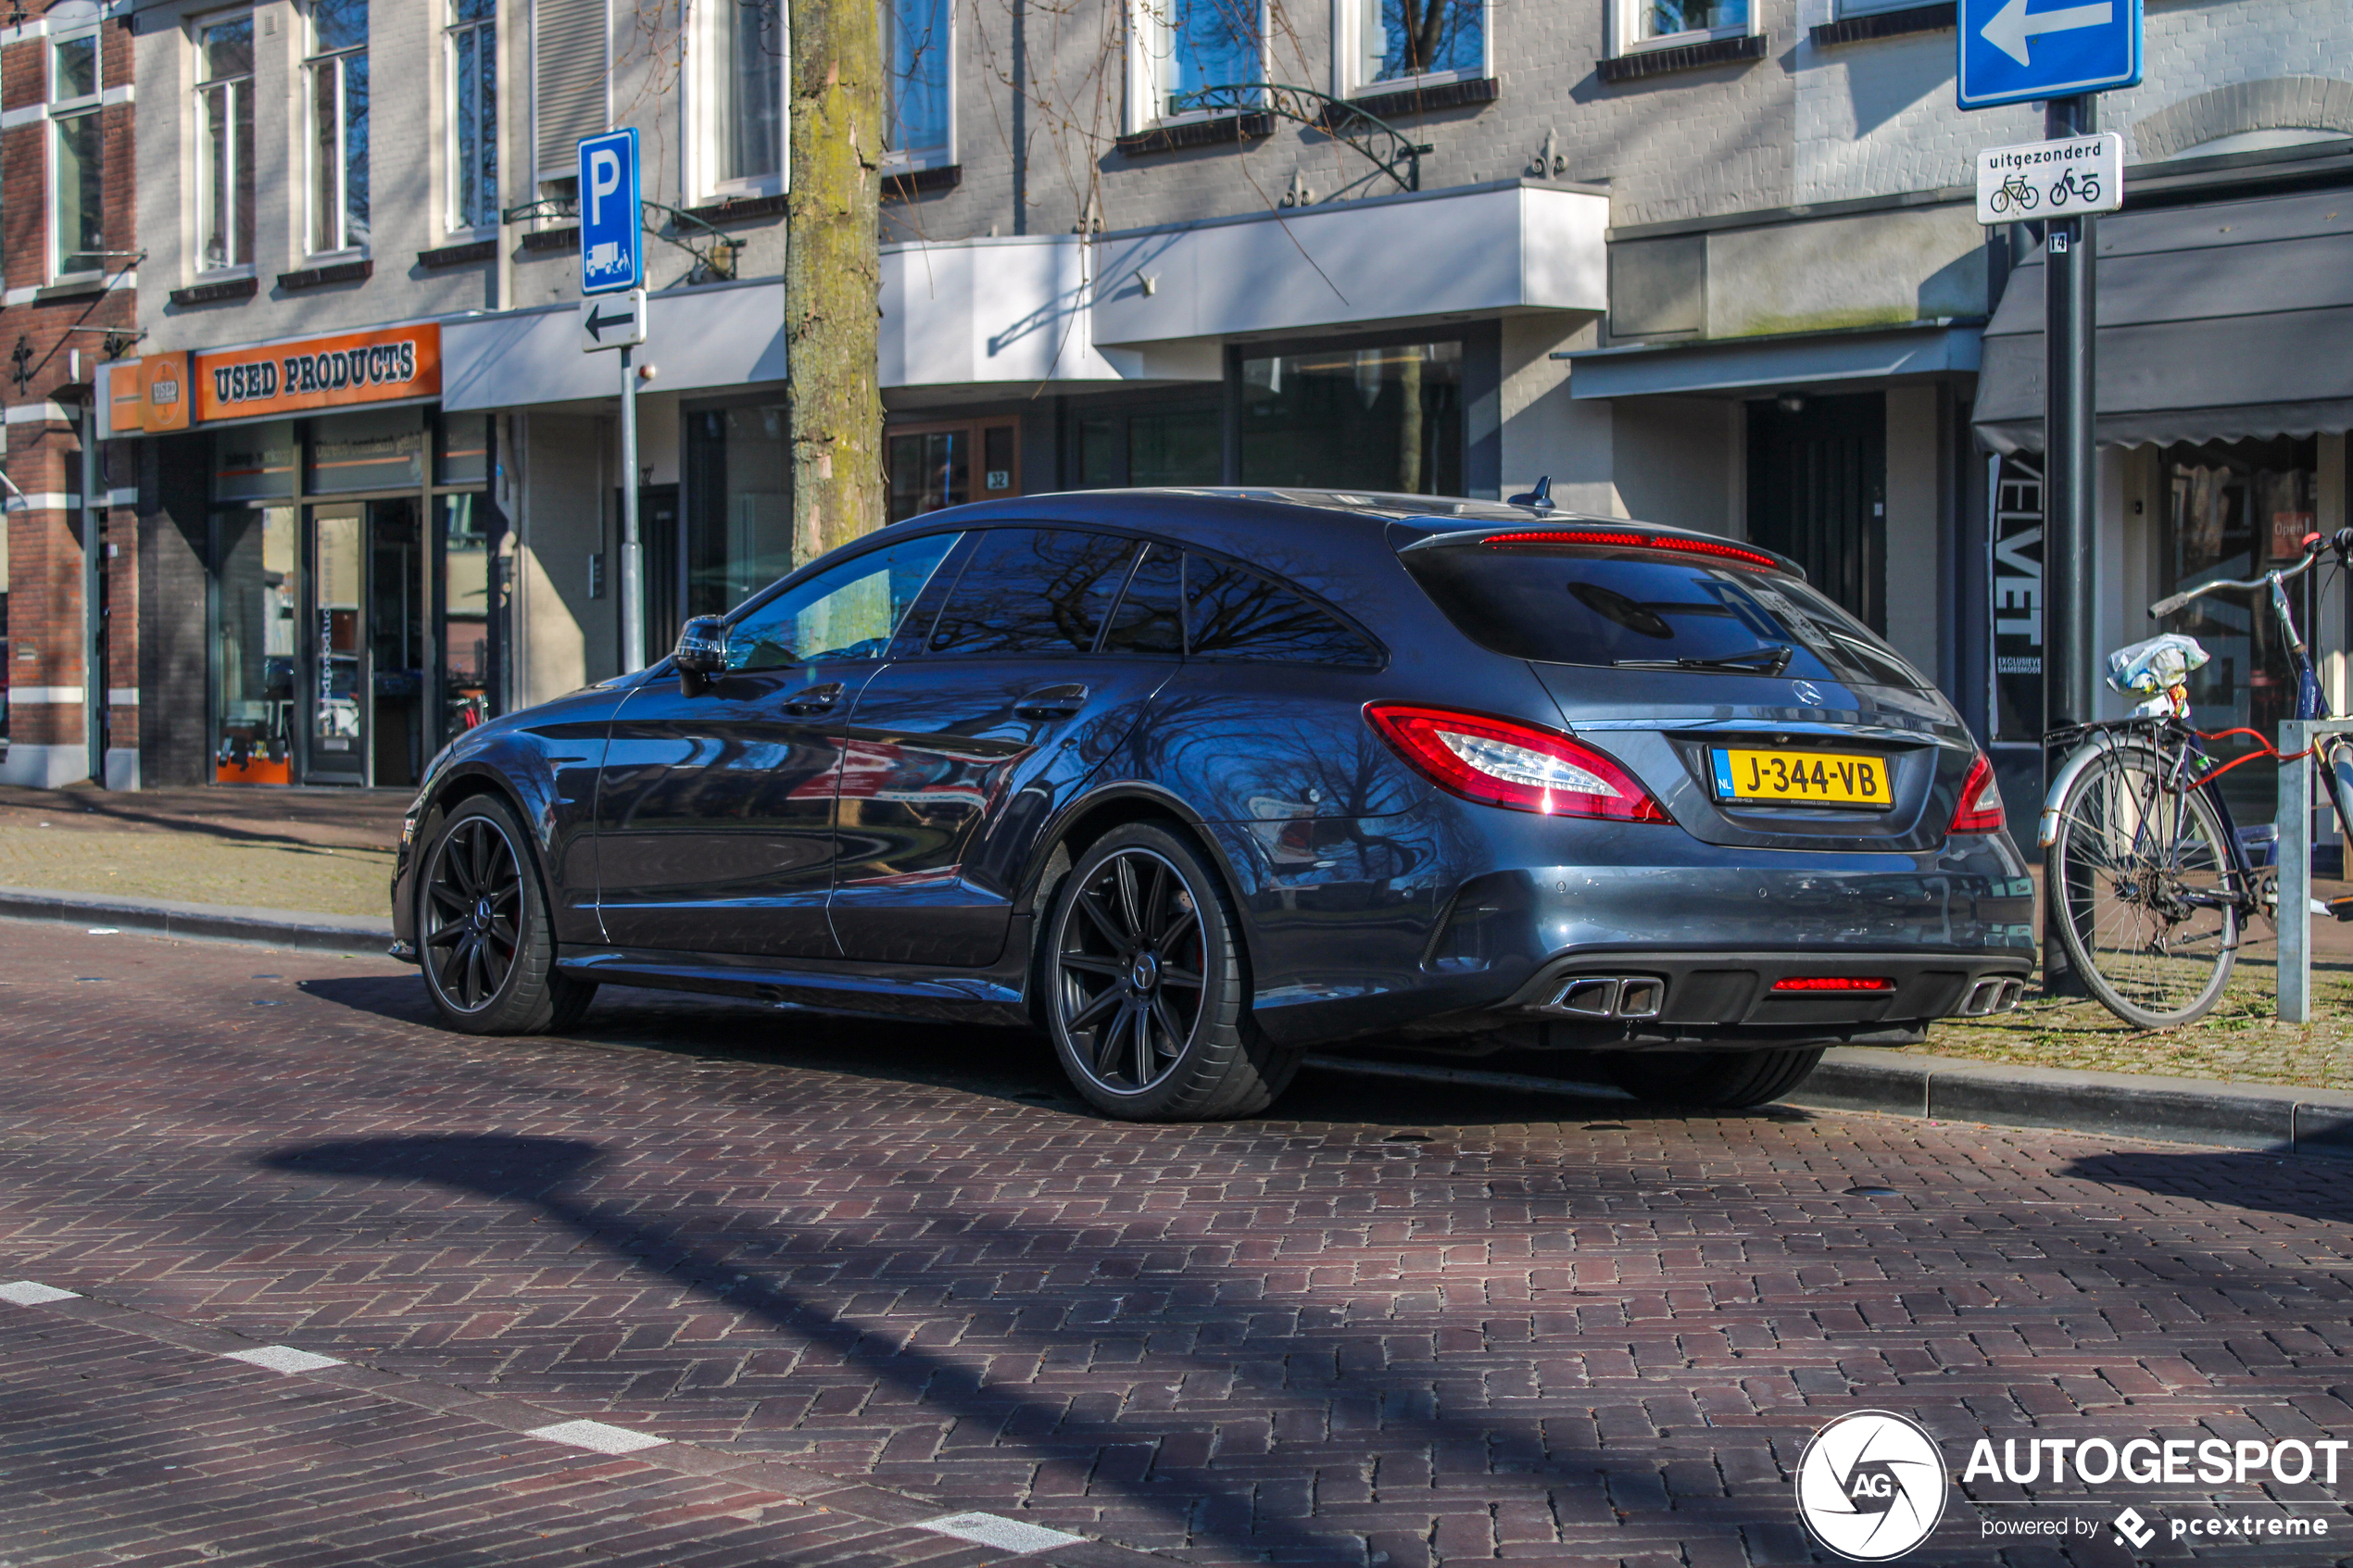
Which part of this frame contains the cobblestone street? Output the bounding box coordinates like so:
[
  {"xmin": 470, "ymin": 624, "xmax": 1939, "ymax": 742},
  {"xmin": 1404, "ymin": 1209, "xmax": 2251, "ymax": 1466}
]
[{"xmin": 6, "ymin": 920, "xmax": 2353, "ymax": 1565}]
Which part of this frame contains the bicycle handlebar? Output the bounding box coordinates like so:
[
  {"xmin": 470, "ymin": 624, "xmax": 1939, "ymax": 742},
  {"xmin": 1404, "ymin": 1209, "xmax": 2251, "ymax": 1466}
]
[{"xmin": 2148, "ymin": 529, "xmax": 2353, "ymax": 620}]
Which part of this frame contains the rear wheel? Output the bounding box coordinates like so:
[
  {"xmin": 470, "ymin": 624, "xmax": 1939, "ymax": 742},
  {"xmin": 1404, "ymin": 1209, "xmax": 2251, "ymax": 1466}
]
[
  {"xmin": 1040, "ymin": 823, "xmax": 1301, "ymax": 1121},
  {"xmin": 1604, "ymin": 1047, "xmax": 1825, "ymax": 1109},
  {"xmin": 2047, "ymin": 742, "xmax": 2236, "ymax": 1028},
  {"xmin": 418, "ymin": 796, "xmax": 597, "ymax": 1035}
]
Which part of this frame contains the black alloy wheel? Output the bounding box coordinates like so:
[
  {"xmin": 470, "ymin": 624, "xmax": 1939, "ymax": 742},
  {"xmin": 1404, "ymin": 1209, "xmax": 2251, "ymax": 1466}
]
[
  {"xmin": 423, "ymin": 813, "xmax": 524, "ymax": 1012},
  {"xmin": 1041, "ymin": 822, "xmax": 1302, "ymax": 1121},
  {"xmin": 416, "ymin": 795, "xmax": 597, "ymax": 1035}
]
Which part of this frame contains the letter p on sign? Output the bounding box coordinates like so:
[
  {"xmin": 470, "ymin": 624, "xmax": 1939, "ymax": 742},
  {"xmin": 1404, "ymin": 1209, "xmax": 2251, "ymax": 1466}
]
[{"xmin": 590, "ymin": 150, "xmax": 621, "ymax": 221}]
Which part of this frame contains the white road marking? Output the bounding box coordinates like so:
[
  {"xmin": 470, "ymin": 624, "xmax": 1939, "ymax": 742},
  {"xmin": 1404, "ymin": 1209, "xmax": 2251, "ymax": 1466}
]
[
  {"xmin": 223, "ymin": 1345, "xmax": 346, "ymax": 1374},
  {"xmin": 0, "ymin": 1281, "xmax": 78, "ymax": 1305},
  {"xmin": 915, "ymin": 1512, "xmax": 1087, "ymax": 1554},
  {"xmin": 523, "ymin": 1419, "xmax": 670, "ymax": 1454}
]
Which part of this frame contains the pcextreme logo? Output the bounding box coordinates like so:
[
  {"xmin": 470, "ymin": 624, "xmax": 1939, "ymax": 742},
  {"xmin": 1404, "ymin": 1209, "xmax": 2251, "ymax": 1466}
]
[{"xmin": 1794, "ymin": 1411, "xmax": 1950, "ymax": 1561}]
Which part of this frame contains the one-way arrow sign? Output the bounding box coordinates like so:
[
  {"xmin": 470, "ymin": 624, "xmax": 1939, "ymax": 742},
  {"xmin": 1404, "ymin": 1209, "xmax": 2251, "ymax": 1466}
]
[
  {"xmin": 1957, "ymin": 0, "xmax": 2139, "ymax": 108},
  {"xmin": 580, "ymin": 288, "xmax": 648, "ymax": 353}
]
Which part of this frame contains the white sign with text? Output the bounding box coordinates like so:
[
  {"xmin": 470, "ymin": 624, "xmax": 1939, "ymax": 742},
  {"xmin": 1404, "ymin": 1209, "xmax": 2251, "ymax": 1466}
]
[{"xmin": 1975, "ymin": 132, "xmax": 2123, "ymax": 224}]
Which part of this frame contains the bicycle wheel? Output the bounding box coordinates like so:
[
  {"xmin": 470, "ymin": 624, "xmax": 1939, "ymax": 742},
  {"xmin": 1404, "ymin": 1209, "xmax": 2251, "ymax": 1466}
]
[
  {"xmin": 2047, "ymin": 742, "xmax": 2239, "ymax": 1026},
  {"xmin": 2019, "ymin": 182, "xmax": 2039, "ymax": 211},
  {"xmin": 1991, "ymin": 186, "xmax": 2011, "ymax": 215}
]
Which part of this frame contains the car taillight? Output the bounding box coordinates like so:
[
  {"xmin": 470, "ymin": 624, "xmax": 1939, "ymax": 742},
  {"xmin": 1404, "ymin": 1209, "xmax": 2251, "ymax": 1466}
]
[
  {"xmin": 1478, "ymin": 529, "xmax": 1782, "ymax": 571},
  {"xmin": 1364, "ymin": 703, "xmax": 1672, "ymax": 822},
  {"xmin": 1951, "ymin": 753, "xmax": 2004, "ymax": 834},
  {"xmin": 1771, "ymin": 976, "xmax": 1894, "ymax": 992}
]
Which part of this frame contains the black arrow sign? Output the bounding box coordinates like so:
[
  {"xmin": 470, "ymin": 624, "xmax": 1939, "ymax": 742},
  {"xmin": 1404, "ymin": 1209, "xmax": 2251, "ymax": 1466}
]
[{"xmin": 583, "ymin": 301, "xmax": 637, "ymax": 342}]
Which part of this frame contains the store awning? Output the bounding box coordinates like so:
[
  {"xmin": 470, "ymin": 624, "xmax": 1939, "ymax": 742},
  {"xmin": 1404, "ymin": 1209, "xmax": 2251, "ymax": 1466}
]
[
  {"xmin": 1562, "ymin": 319, "xmax": 1982, "ymax": 400},
  {"xmin": 1973, "ymin": 187, "xmax": 2353, "ymax": 453}
]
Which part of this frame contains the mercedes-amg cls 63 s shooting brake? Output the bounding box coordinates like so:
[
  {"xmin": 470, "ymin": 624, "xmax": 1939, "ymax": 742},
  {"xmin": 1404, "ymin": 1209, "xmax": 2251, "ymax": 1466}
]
[{"xmin": 391, "ymin": 487, "xmax": 2034, "ymax": 1120}]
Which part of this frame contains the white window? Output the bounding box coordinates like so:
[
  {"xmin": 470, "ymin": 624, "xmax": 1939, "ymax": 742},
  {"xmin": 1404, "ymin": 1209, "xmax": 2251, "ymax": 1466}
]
[
  {"xmin": 1340, "ymin": 0, "xmax": 1484, "ymax": 95},
  {"xmin": 883, "ymin": 0, "xmax": 950, "ymax": 167},
  {"xmin": 1128, "ymin": 0, "xmax": 1262, "ymax": 131},
  {"xmin": 308, "ymin": 0, "xmax": 369, "ymax": 254},
  {"xmin": 1615, "ymin": 0, "xmax": 1750, "ymax": 52},
  {"xmin": 709, "ymin": 0, "xmax": 784, "ymax": 190},
  {"xmin": 447, "ymin": 0, "xmax": 497, "ymax": 231},
  {"xmin": 195, "ymin": 14, "xmax": 255, "ymax": 271},
  {"xmin": 48, "ymin": 31, "xmax": 104, "ymax": 279}
]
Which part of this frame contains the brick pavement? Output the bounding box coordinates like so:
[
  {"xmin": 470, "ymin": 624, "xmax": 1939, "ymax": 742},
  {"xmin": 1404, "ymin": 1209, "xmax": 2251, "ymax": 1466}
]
[{"xmin": 6, "ymin": 920, "xmax": 2353, "ymax": 1564}]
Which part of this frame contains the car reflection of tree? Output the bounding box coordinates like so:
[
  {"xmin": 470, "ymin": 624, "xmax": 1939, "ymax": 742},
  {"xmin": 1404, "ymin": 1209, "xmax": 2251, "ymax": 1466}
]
[{"xmin": 834, "ymin": 736, "xmax": 1026, "ymax": 820}]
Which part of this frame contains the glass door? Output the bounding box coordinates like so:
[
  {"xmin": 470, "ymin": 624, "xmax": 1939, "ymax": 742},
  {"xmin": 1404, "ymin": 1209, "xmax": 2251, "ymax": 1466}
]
[
  {"xmin": 437, "ymin": 493, "xmax": 493, "ymax": 741},
  {"xmin": 370, "ymin": 497, "xmax": 426, "ymax": 788},
  {"xmin": 211, "ymin": 506, "xmax": 298, "ymax": 784},
  {"xmin": 307, "ymin": 505, "xmax": 366, "ymax": 784}
]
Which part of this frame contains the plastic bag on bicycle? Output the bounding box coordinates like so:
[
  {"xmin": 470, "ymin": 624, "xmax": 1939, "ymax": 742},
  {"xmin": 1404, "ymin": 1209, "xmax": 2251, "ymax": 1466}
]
[{"xmin": 2108, "ymin": 633, "xmax": 2210, "ymax": 717}]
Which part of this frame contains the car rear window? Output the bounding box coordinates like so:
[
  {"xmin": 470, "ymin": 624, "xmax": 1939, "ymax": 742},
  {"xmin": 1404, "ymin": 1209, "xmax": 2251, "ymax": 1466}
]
[{"xmin": 1401, "ymin": 543, "xmax": 1929, "ymax": 689}]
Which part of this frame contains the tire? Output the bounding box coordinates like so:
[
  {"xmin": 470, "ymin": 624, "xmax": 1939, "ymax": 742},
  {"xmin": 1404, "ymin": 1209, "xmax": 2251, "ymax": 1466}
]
[
  {"xmin": 2046, "ymin": 742, "xmax": 2236, "ymax": 1028},
  {"xmin": 1604, "ymin": 1047, "xmax": 1825, "ymax": 1109},
  {"xmin": 416, "ymin": 795, "xmax": 598, "ymax": 1035},
  {"xmin": 1039, "ymin": 822, "xmax": 1302, "ymax": 1121}
]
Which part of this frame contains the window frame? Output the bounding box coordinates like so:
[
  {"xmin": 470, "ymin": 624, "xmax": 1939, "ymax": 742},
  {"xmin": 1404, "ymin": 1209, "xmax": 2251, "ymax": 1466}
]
[
  {"xmin": 193, "ymin": 9, "xmax": 257, "ymax": 275},
  {"xmin": 1125, "ymin": 0, "xmax": 1266, "ymax": 134},
  {"xmin": 305, "ymin": 0, "xmax": 369, "ymax": 257},
  {"xmin": 1608, "ymin": 0, "xmax": 1755, "ymax": 57},
  {"xmin": 698, "ymin": 0, "xmax": 786, "ymax": 199},
  {"xmin": 445, "ymin": 0, "xmax": 497, "ymax": 235},
  {"xmin": 881, "ymin": 0, "xmax": 954, "ymax": 171},
  {"xmin": 46, "ymin": 28, "xmax": 106, "ymax": 282},
  {"xmin": 1331, "ymin": 0, "xmax": 1489, "ymax": 100}
]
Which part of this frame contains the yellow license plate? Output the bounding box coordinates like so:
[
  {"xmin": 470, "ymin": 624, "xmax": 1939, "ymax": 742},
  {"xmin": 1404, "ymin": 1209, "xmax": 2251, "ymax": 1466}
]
[{"xmin": 1712, "ymin": 747, "xmax": 1893, "ymax": 808}]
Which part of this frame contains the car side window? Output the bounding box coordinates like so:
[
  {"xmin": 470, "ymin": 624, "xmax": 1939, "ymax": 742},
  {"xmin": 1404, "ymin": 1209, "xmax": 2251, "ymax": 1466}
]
[
  {"xmin": 725, "ymin": 532, "xmax": 962, "ymax": 672},
  {"xmin": 1185, "ymin": 553, "xmax": 1384, "ymax": 667},
  {"xmin": 1099, "ymin": 542, "xmax": 1184, "ymax": 656},
  {"xmin": 926, "ymin": 528, "xmax": 1139, "ymax": 656}
]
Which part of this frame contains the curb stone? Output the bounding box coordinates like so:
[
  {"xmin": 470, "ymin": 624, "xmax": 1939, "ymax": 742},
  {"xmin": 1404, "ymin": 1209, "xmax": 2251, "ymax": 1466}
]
[{"xmin": 0, "ymin": 884, "xmax": 392, "ymax": 956}]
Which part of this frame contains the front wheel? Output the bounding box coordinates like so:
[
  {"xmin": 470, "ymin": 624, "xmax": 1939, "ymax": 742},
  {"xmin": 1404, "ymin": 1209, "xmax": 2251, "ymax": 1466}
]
[
  {"xmin": 2046, "ymin": 743, "xmax": 2238, "ymax": 1027},
  {"xmin": 418, "ymin": 795, "xmax": 598, "ymax": 1035},
  {"xmin": 1040, "ymin": 822, "xmax": 1301, "ymax": 1121},
  {"xmin": 1604, "ymin": 1047, "xmax": 1825, "ymax": 1109}
]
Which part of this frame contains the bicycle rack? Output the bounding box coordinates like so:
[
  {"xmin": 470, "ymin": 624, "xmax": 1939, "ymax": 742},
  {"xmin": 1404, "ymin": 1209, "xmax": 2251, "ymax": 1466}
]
[{"xmin": 2274, "ymin": 718, "xmax": 2353, "ymax": 1022}]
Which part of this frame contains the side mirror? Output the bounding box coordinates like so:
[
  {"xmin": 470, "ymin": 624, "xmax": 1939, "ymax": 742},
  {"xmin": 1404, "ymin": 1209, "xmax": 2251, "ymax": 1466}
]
[{"xmin": 673, "ymin": 615, "xmax": 727, "ymax": 692}]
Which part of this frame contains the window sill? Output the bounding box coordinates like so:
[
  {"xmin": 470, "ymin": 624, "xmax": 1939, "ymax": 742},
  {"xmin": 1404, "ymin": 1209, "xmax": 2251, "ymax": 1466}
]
[
  {"xmin": 36, "ymin": 275, "xmax": 108, "ymax": 302},
  {"xmin": 1115, "ymin": 112, "xmax": 1275, "ymax": 157},
  {"xmin": 1597, "ymin": 31, "xmax": 1768, "ymax": 82},
  {"xmin": 519, "ymin": 224, "xmax": 581, "ymax": 254},
  {"xmin": 417, "ymin": 238, "xmax": 497, "ymax": 268},
  {"xmin": 1323, "ymin": 74, "xmax": 1498, "ymax": 125},
  {"xmin": 1808, "ymin": 1, "xmax": 1955, "ymax": 44},
  {"xmin": 278, "ymin": 257, "xmax": 373, "ymax": 291},
  {"xmin": 679, "ymin": 190, "xmax": 790, "ymax": 224},
  {"xmin": 170, "ymin": 274, "xmax": 258, "ymax": 307},
  {"xmin": 883, "ymin": 163, "xmax": 961, "ymax": 199}
]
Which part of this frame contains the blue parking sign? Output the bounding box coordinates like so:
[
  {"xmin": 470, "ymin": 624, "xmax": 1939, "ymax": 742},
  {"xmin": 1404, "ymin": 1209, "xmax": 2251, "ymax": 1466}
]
[
  {"xmin": 577, "ymin": 129, "xmax": 642, "ymax": 295},
  {"xmin": 1957, "ymin": 0, "xmax": 2141, "ymax": 110}
]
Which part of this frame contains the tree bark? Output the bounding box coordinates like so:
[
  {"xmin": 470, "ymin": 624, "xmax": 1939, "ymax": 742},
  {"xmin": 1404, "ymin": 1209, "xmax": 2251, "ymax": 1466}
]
[{"xmin": 786, "ymin": 0, "xmax": 885, "ymax": 562}]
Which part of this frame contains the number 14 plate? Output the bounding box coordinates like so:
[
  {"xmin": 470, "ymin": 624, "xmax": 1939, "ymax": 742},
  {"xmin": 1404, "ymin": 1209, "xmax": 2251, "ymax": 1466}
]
[{"xmin": 1712, "ymin": 747, "xmax": 1893, "ymax": 809}]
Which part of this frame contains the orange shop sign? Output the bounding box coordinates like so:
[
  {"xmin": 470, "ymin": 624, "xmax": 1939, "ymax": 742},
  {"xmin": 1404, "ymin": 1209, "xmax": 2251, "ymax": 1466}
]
[{"xmin": 192, "ymin": 323, "xmax": 442, "ymax": 422}]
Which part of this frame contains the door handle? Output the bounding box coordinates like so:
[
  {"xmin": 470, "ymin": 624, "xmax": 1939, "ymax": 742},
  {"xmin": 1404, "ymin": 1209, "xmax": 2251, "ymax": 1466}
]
[
  {"xmin": 1014, "ymin": 683, "xmax": 1089, "ymax": 718},
  {"xmin": 783, "ymin": 682, "xmax": 845, "ymax": 715}
]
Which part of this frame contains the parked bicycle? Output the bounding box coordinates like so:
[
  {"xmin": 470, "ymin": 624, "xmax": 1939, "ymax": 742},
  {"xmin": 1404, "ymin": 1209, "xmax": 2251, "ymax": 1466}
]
[
  {"xmin": 2046, "ymin": 167, "xmax": 2102, "ymax": 208},
  {"xmin": 1988, "ymin": 171, "xmax": 2040, "ymax": 215},
  {"xmin": 2039, "ymin": 529, "xmax": 2353, "ymax": 1026}
]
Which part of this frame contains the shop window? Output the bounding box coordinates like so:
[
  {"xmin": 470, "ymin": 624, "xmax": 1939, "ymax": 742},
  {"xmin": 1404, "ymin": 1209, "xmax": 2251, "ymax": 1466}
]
[
  {"xmin": 439, "ymin": 495, "xmax": 493, "ymax": 734},
  {"xmin": 308, "ymin": 0, "xmax": 370, "ymax": 254},
  {"xmin": 1075, "ymin": 407, "xmax": 1221, "ymax": 488},
  {"xmin": 213, "ymin": 507, "xmax": 298, "ymax": 784},
  {"xmin": 435, "ymin": 413, "xmax": 490, "ymax": 486},
  {"xmin": 887, "ymin": 419, "xmax": 1019, "ymax": 522},
  {"xmin": 195, "ymin": 14, "xmax": 256, "ymax": 271},
  {"xmin": 2160, "ymin": 435, "xmax": 2321, "ymax": 825},
  {"xmin": 49, "ymin": 31, "xmax": 105, "ymax": 278},
  {"xmin": 212, "ymin": 421, "xmax": 299, "ymax": 501},
  {"xmin": 1238, "ymin": 342, "xmax": 1460, "ymax": 495},
  {"xmin": 884, "ymin": 0, "xmax": 950, "ymax": 165},
  {"xmin": 447, "ymin": 0, "xmax": 497, "ymax": 232},
  {"xmin": 307, "ymin": 406, "xmax": 422, "ymax": 493},
  {"xmin": 686, "ymin": 402, "xmax": 795, "ymax": 617},
  {"xmin": 1617, "ymin": 0, "xmax": 1748, "ymax": 52},
  {"xmin": 711, "ymin": 0, "xmax": 784, "ymax": 188},
  {"xmin": 1129, "ymin": 0, "xmax": 1261, "ymax": 128},
  {"xmin": 1346, "ymin": 0, "xmax": 1483, "ymax": 93}
]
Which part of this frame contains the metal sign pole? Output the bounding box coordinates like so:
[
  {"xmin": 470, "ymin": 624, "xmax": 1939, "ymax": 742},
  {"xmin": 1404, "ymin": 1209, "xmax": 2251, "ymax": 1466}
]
[{"xmin": 619, "ymin": 344, "xmax": 644, "ymax": 673}]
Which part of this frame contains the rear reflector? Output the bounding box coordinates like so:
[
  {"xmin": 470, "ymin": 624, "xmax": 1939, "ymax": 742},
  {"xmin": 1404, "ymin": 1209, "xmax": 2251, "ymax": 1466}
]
[
  {"xmin": 1951, "ymin": 752, "xmax": 2005, "ymax": 834},
  {"xmin": 1479, "ymin": 529, "xmax": 1781, "ymax": 571},
  {"xmin": 1364, "ymin": 703, "xmax": 1672, "ymax": 822},
  {"xmin": 1771, "ymin": 976, "xmax": 1895, "ymax": 992}
]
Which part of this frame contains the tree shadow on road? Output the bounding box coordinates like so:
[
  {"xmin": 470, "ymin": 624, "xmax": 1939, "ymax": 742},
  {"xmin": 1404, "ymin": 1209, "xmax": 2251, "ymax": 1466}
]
[{"xmin": 2058, "ymin": 1148, "xmax": 2353, "ymax": 1227}]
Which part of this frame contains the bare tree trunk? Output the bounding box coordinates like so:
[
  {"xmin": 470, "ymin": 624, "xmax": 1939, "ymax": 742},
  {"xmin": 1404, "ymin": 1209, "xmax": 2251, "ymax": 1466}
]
[{"xmin": 786, "ymin": 0, "xmax": 885, "ymax": 562}]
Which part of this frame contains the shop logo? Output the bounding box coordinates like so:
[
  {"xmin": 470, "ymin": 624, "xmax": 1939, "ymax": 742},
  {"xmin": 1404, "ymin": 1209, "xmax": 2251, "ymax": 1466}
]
[
  {"xmin": 149, "ymin": 376, "xmax": 179, "ymax": 406},
  {"xmin": 1793, "ymin": 679, "xmax": 1825, "ymax": 706},
  {"xmin": 2114, "ymin": 1508, "xmax": 2156, "ymax": 1549},
  {"xmin": 1795, "ymin": 1411, "xmax": 1948, "ymax": 1561}
]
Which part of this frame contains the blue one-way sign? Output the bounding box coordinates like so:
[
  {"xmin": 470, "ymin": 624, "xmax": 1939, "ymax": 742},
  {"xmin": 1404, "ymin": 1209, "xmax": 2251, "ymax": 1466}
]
[
  {"xmin": 577, "ymin": 128, "xmax": 643, "ymax": 295},
  {"xmin": 1957, "ymin": 0, "xmax": 2141, "ymax": 109}
]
